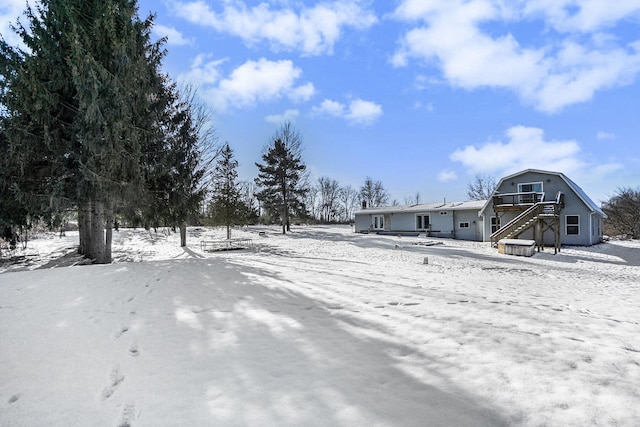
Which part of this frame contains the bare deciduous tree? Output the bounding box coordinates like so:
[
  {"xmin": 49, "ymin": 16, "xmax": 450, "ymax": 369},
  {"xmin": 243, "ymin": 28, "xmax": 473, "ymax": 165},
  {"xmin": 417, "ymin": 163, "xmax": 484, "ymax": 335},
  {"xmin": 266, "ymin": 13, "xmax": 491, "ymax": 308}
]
[
  {"xmin": 317, "ymin": 177, "xmax": 342, "ymax": 223},
  {"xmin": 467, "ymin": 174, "xmax": 497, "ymax": 201},
  {"xmin": 340, "ymin": 185, "xmax": 359, "ymax": 222},
  {"xmin": 602, "ymin": 187, "xmax": 640, "ymax": 239},
  {"xmin": 360, "ymin": 177, "xmax": 389, "ymax": 208},
  {"xmin": 404, "ymin": 192, "xmax": 422, "ymax": 205}
]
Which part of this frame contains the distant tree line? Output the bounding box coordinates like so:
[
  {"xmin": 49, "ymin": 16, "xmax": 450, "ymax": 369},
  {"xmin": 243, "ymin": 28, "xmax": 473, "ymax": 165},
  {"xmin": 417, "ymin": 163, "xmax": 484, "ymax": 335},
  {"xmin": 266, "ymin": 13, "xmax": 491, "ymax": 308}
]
[
  {"xmin": 0, "ymin": 0, "xmax": 215, "ymax": 263},
  {"xmin": 602, "ymin": 187, "xmax": 640, "ymax": 239},
  {"xmin": 201, "ymin": 122, "xmax": 395, "ymax": 234},
  {"xmin": 202, "ymin": 122, "xmax": 389, "ymax": 238}
]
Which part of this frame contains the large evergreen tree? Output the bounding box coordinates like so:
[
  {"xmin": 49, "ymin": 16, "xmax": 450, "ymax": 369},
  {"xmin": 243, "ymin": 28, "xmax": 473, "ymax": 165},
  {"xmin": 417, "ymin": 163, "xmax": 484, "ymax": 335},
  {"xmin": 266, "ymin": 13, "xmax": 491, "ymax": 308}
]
[
  {"xmin": 0, "ymin": 0, "xmax": 206, "ymax": 262},
  {"xmin": 0, "ymin": 0, "xmax": 80, "ymax": 236},
  {"xmin": 208, "ymin": 143, "xmax": 248, "ymax": 239},
  {"xmin": 139, "ymin": 85, "xmax": 215, "ymax": 247},
  {"xmin": 70, "ymin": 0, "xmax": 164, "ymax": 263},
  {"xmin": 255, "ymin": 123, "xmax": 308, "ymax": 234}
]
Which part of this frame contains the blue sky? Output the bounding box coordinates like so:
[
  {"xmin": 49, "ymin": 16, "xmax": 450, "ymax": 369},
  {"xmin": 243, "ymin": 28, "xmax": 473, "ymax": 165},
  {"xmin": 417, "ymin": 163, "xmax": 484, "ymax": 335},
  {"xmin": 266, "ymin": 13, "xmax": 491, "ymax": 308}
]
[{"xmin": 2, "ymin": 0, "xmax": 640, "ymax": 204}]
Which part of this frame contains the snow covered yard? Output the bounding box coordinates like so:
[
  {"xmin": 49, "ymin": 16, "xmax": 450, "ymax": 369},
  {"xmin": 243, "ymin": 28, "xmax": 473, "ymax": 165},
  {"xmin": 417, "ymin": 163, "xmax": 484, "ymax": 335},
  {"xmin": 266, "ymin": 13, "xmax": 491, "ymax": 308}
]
[{"xmin": 1, "ymin": 226, "xmax": 639, "ymax": 426}]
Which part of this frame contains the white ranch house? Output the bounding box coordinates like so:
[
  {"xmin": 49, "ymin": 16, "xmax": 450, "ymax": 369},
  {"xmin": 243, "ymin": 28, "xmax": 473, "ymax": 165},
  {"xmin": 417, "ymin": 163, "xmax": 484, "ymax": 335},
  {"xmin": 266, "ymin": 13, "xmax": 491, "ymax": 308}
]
[{"xmin": 354, "ymin": 169, "xmax": 606, "ymax": 247}]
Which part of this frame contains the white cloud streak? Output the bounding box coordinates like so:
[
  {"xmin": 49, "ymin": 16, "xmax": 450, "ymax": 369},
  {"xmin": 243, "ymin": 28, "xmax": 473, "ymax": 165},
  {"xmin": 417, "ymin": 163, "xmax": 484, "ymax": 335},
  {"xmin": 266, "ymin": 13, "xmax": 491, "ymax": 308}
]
[
  {"xmin": 265, "ymin": 109, "xmax": 300, "ymax": 124},
  {"xmin": 437, "ymin": 170, "xmax": 457, "ymax": 182},
  {"xmin": 596, "ymin": 131, "xmax": 616, "ymax": 140},
  {"xmin": 313, "ymin": 98, "xmax": 383, "ymax": 125},
  {"xmin": 153, "ymin": 24, "xmax": 194, "ymax": 46},
  {"xmin": 392, "ymin": 0, "xmax": 640, "ymax": 113},
  {"xmin": 171, "ymin": 0, "xmax": 377, "ymax": 56}
]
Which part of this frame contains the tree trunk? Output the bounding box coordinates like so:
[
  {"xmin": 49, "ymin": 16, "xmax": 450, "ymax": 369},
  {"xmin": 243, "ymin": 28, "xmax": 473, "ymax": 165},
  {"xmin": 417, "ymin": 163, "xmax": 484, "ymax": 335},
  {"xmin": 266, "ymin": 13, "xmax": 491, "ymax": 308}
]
[
  {"xmin": 78, "ymin": 201, "xmax": 92, "ymax": 256},
  {"xmin": 104, "ymin": 204, "xmax": 114, "ymax": 263},
  {"xmin": 282, "ymin": 206, "xmax": 286, "ymax": 234},
  {"xmin": 226, "ymin": 224, "xmax": 231, "ymax": 240},
  {"xmin": 180, "ymin": 223, "xmax": 187, "ymax": 247},
  {"xmin": 90, "ymin": 199, "xmax": 105, "ymax": 263}
]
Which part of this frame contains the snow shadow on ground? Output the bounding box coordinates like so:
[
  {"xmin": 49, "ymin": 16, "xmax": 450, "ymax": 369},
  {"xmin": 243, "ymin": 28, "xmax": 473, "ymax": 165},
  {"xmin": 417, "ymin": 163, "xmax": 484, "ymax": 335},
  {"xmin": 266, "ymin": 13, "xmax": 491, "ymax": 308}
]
[
  {"xmin": 164, "ymin": 259, "xmax": 509, "ymax": 426},
  {"xmin": 0, "ymin": 257, "xmax": 508, "ymax": 426}
]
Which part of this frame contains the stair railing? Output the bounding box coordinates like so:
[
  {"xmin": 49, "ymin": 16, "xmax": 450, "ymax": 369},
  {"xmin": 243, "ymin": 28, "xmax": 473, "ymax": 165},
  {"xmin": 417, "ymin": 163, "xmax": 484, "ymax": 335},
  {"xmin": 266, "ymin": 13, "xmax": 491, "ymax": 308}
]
[
  {"xmin": 491, "ymin": 203, "xmax": 543, "ymax": 244},
  {"xmin": 490, "ymin": 191, "xmax": 564, "ymax": 245}
]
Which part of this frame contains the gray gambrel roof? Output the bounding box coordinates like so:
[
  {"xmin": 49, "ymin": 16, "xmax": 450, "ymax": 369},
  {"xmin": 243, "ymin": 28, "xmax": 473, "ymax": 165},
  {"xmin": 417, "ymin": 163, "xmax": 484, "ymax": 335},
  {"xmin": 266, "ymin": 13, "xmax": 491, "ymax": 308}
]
[
  {"xmin": 478, "ymin": 169, "xmax": 607, "ymax": 218},
  {"xmin": 355, "ymin": 200, "xmax": 486, "ymax": 216}
]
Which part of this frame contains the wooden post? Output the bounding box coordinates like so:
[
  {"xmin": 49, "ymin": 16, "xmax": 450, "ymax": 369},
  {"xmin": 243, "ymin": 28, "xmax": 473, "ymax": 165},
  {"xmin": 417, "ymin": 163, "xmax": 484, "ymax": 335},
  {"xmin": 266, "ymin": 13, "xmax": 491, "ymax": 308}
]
[{"xmin": 555, "ymin": 216, "xmax": 561, "ymax": 254}]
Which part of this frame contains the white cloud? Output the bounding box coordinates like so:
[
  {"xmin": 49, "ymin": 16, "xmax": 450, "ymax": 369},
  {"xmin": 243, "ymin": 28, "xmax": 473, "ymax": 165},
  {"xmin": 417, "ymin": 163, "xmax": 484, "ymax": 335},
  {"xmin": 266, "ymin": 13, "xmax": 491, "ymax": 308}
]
[
  {"xmin": 178, "ymin": 54, "xmax": 227, "ymax": 87},
  {"xmin": 180, "ymin": 57, "xmax": 315, "ymax": 112},
  {"xmin": 172, "ymin": 0, "xmax": 377, "ymax": 56},
  {"xmin": 312, "ymin": 98, "xmax": 382, "ymax": 125},
  {"xmin": 153, "ymin": 24, "xmax": 194, "ymax": 46},
  {"xmin": 523, "ymin": 0, "xmax": 640, "ymax": 33},
  {"xmin": 413, "ymin": 101, "xmax": 434, "ymax": 112},
  {"xmin": 265, "ymin": 109, "xmax": 299, "ymax": 124},
  {"xmin": 450, "ymin": 126, "xmax": 583, "ymax": 176},
  {"xmin": 392, "ymin": 0, "xmax": 640, "ymax": 113},
  {"xmin": 450, "ymin": 125, "xmax": 623, "ymax": 184},
  {"xmin": 313, "ymin": 99, "xmax": 345, "ymax": 116},
  {"xmin": 596, "ymin": 131, "xmax": 616, "ymax": 140},
  {"xmin": 437, "ymin": 170, "xmax": 457, "ymax": 182},
  {"xmin": 347, "ymin": 99, "xmax": 383, "ymax": 125},
  {"xmin": 289, "ymin": 83, "xmax": 316, "ymax": 103}
]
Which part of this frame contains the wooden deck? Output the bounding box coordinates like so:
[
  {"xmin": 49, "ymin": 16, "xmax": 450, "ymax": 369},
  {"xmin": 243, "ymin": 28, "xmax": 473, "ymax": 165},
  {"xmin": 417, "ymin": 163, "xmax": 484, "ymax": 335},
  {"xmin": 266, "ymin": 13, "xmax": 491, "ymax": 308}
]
[{"xmin": 491, "ymin": 191, "xmax": 565, "ymax": 254}]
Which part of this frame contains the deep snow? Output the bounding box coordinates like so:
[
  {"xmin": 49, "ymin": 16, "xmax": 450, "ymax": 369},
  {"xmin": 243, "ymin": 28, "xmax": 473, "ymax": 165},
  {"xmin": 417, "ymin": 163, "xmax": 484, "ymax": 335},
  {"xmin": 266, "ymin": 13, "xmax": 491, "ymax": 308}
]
[{"xmin": 1, "ymin": 226, "xmax": 639, "ymax": 426}]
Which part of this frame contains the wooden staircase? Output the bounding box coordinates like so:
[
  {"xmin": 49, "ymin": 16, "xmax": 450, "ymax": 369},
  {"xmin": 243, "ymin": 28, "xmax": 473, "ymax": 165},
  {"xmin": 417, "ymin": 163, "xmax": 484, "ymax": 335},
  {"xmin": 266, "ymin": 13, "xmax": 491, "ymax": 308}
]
[{"xmin": 491, "ymin": 192, "xmax": 564, "ymax": 253}]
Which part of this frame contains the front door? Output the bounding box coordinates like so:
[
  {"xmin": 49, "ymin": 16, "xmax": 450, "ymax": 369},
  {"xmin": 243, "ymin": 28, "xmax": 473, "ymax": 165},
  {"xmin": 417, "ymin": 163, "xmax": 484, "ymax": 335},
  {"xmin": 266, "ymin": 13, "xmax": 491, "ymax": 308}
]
[{"xmin": 372, "ymin": 215, "xmax": 384, "ymax": 230}]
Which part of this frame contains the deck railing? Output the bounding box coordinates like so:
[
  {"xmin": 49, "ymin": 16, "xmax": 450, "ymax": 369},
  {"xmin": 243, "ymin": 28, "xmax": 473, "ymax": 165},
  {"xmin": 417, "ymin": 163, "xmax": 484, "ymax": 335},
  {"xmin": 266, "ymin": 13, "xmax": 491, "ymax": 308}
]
[{"xmin": 493, "ymin": 191, "xmax": 545, "ymax": 207}]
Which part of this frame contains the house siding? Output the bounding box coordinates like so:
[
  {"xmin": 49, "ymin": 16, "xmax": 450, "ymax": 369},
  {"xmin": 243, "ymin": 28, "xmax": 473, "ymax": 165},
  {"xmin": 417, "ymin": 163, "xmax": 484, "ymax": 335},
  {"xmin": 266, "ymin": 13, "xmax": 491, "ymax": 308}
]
[
  {"xmin": 392, "ymin": 212, "xmax": 419, "ymax": 231},
  {"xmin": 481, "ymin": 170, "xmax": 605, "ymax": 246},
  {"xmin": 453, "ymin": 210, "xmax": 482, "ymax": 241},
  {"xmin": 355, "ymin": 170, "xmax": 604, "ymax": 247},
  {"xmin": 354, "ymin": 202, "xmax": 486, "ymax": 239}
]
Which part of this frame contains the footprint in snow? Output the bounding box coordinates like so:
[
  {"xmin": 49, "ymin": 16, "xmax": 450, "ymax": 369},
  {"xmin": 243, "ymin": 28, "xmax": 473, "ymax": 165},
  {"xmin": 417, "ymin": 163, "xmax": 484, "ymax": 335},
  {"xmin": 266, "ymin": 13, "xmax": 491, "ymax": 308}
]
[
  {"xmin": 114, "ymin": 326, "xmax": 129, "ymax": 339},
  {"xmin": 8, "ymin": 394, "xmax": 21, "ymax": 404},
  {"xmin": 129, "ymin": 343, "xmax": 140, "ymax": 357},
  {"xmin": 101, "ymin": 366, "xmax": 125, "ymax": 401},
  {"xmin": 117, "ymin": 403, "xmax": 135, "ymax": 427}
]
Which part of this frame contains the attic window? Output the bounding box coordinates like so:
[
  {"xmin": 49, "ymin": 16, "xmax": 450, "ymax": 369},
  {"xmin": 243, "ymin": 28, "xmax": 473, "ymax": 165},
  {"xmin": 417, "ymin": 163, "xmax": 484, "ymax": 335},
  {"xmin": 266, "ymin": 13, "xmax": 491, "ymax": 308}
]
[{"xmin": 439, "ymin": 211, "xmax": 448, "ymax": 215}]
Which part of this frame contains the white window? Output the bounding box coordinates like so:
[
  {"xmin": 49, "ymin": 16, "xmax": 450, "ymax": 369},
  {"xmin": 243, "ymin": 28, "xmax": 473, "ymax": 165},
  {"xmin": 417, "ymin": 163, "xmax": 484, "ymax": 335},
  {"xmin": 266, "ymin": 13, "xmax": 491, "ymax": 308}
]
[
  {"xmin": 416, "ymin": 214, "xmax": 430, "ymax": 230},
  {"xmin": 459, "ymin": 222, "xmax": 470, "ymax": 229},
  {"xmin": 372, "ymin": 215, "xmax": 384, "ymax": 230},
  {"xmin": 566, "ymin": 215, "xmax": 579, "ymax": 235},
  {"xmin": 491, "ymin": 216, "xmax": 501, "ymax": 233},
  {"xmin": 518, "ymin": 182, "xmax": 543, "ymax": 203}
]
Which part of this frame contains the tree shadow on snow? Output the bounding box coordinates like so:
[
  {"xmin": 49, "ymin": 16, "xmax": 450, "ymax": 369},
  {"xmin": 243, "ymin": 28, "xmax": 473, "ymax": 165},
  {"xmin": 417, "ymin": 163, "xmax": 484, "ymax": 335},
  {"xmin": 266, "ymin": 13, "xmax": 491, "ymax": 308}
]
[{"xmin": 154, "ymin": 258, "xmax": 510, "ymax": 427}]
